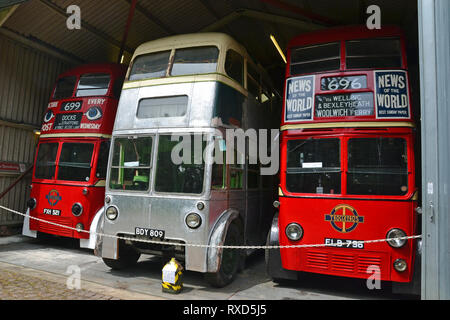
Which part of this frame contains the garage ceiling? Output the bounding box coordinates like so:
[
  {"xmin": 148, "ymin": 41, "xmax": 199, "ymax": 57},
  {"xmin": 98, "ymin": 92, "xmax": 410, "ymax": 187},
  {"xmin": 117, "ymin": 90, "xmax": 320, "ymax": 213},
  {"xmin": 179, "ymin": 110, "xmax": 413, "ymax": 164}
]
[{"xmin": 0, "ymin": 0, "xmax": 418, "ymax": 91}]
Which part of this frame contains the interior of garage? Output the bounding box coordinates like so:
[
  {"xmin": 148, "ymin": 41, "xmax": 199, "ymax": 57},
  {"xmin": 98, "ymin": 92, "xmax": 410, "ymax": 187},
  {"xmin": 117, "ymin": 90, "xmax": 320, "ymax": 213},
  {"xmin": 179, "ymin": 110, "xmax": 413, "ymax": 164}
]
[
  {"xmin": 0, "ymin": 0, "xmax": 420, "ymax": 225},
  {"xmin": 1, "ymin": 0, "xmax": 449, "ymax": 300}
]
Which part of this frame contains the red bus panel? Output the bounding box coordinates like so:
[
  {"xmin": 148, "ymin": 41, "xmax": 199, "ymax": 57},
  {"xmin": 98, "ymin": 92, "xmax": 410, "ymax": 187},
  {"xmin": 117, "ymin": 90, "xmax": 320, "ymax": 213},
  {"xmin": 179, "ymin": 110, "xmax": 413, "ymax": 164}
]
[
  {"xmin": 27, "ymin": 63, "xmax": 126, "ymax": 241},
  {"xmin": 272, "ymin": 26, "xmax": 419, "ymax": 285}
]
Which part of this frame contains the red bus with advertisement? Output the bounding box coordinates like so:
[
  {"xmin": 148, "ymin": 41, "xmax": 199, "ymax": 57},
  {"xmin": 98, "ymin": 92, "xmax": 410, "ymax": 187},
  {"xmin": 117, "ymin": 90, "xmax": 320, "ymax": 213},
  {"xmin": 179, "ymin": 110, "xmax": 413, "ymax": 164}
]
[
  {"xmin": 22, "ymin": 63, "xmax": 126, "ymax": 249},
  {"xmin": 266, "ymin": 26, "xmax": 420, "ymax": 291}
]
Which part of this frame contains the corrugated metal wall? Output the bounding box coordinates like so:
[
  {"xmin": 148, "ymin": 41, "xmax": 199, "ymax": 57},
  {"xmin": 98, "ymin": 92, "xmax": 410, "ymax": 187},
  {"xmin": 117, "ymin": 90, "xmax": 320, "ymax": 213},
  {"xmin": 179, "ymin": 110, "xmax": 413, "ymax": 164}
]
[
  {"xmin": 418, "ymin": 0, "xmax": 450, "ymax": 300},
  {"xmin": 0, "ymin": 33, "xmax": 72, "ymax": 226}
]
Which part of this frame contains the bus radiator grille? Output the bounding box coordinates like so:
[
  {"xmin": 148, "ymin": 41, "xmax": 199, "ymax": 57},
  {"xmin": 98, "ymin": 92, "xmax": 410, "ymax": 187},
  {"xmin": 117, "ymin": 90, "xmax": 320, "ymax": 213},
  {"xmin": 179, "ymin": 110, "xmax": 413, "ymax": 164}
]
[
  {"xmin": 305, "ymin": 250, "xmax": 383, "ymax": 275},
  {"xmin": 38, "ymin": 216, "xmax": 72, "ymax": 237}
]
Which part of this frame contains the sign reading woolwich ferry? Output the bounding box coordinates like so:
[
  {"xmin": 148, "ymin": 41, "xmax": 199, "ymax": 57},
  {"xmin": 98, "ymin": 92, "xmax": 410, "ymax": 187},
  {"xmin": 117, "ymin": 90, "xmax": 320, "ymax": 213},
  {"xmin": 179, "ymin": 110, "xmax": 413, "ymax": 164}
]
[{"xmin": 284, "ymin": 71, "xmax": 411, "ymax": 123}]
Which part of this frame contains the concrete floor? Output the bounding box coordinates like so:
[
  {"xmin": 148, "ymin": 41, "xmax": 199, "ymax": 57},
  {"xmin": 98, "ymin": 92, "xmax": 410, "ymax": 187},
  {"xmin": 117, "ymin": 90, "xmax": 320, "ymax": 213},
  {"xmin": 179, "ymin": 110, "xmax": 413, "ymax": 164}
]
[{"xmin": 0, "ymin": 234, "xmax": 419, "ymax": 300}]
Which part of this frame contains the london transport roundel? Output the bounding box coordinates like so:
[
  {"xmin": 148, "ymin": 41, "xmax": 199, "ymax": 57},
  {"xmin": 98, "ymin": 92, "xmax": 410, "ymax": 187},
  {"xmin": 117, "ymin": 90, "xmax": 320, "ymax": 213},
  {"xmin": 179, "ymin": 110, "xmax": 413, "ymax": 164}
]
[
  {"xmin": 45, "ymin": 189, "xmax": 62, "ymax": 206},
  {"xmin": 324, "ymin": 204, "xmax": 364, "ymax": 233}
]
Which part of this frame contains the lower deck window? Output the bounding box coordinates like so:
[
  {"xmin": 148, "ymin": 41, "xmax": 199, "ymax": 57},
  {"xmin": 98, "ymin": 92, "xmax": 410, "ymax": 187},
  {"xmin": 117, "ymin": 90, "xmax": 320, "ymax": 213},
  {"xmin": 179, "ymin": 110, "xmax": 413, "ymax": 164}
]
[
  {"xmin": 286, "ymin": 138, "xmax": 341, "ymax": 194},
  {"xmin": 347, "ymin": 137, "xmax": 408, "ymax": 195},
  {"xmin": 284, "ymin": 137, "xmax": 409, "ymax": 197},
  {"xmin": 57, "ymin": 143, "xmax": 94, "ymax": 182},
  {"xmin": 34, "ymin": 143, "xmax": 59, "ymax": 179}
]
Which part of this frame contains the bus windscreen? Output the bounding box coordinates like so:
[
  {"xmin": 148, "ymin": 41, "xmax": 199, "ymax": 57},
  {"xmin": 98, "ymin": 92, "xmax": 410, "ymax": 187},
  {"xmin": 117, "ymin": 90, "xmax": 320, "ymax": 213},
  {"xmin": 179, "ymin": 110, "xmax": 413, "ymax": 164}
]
[
  {"xmin": 347, "ymin": 137, "xmax": 408, "ymax": 195},
  {"xmin": 154, "ymin": 135, "xmax": 205, "ymax": 194},
  {"xmin": 286, "ymin": 138, "xmax": 341, "ymax": 194},
  {"xmin": 34, "ymin": 143, "xmax": 59, "ymax": 179},
  {"xmin": 109, "ymin": 136, "xmax": 153, "ymax": 191},
  {"xmin": 57, "ymin": 143, "xmax": 94, "ymax": 182}
]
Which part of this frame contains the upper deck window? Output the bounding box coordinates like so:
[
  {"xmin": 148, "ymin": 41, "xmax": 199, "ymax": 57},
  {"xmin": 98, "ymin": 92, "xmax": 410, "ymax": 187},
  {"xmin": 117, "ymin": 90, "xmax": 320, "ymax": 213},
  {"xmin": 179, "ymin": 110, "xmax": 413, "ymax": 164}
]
[
  {"xmin": 137, "ymin": 95, "xmax": 188, "ymax": 119},
  {"xmin": 225, "ymin": 49, "xmax": 244, "ymax": 86},
  {"xmin": 171, "ymin": 46, "xmax": 219, "ymax": 76},
  {"xmin": 346, "ymin": 38, "xmax": 402, "ymax": 69},
  {"xmin": 129, "ymin": 50, "xmax": 171, "ymax": 81},
  {"xmin": 290, "ymin": 42, "xmax": 340, "ymax": 75},
  {"xmin": 76, "ymin": 73, "xmax": 111, "ymax": 97},
  {"xmin": 52, "ymin": 76, "xmax": 77, "ymax": 100}
]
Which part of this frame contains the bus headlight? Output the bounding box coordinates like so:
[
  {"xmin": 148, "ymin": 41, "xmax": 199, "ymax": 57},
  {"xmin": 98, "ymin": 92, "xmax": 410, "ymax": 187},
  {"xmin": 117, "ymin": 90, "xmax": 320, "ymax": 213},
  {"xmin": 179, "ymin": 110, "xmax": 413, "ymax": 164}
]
[
  {"xmin": 71, "ymin": 203, "xmax": 83, "ymax": 216},
  {"xmin": 393, "ymin": 259, "xmax": 407, "ymax": 272},
  {"xmin": 285, "ymin": 223, "xmax": 303, "ymax": 241},
  {"xmin": 106, "ymin": 206, "xmax": 118, "ymax": 221},
  {"xmin": 185, "ymin": 213, "xmax": 201, "ymax": 229},
  {"xmin": 386, "ymin": 228, "xmax": 407, "ymax": 248},
  {"xmin": 27, "ymin": 198, "xmax": 37, "ymax": 210}
]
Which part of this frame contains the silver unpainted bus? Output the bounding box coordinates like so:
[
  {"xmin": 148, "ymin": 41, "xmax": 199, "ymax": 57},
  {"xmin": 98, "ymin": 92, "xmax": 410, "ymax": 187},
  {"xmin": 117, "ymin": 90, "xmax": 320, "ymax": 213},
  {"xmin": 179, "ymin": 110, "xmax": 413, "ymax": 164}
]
[{"xmin": 94, "ymin": 33, "xmax": 279, "ymax": 287}]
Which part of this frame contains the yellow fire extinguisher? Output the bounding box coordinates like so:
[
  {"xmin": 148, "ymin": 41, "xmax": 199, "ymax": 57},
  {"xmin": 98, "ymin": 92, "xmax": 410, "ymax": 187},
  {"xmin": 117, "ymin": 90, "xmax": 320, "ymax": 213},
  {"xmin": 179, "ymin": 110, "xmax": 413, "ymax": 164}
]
[{"xmin": 161, "ymin": 258, "xmax": 184, "ymax": 294}]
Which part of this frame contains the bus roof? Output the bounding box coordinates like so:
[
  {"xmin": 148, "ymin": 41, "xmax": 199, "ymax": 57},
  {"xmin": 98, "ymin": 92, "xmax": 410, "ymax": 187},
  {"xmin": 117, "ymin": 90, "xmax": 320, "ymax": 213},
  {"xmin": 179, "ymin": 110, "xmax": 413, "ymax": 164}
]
[
  {"xmin": 58, "ymin": 63, "xmax": 127, "ymax": 79},
  {"xmin": 288, "ymin": 25, "xmax": 405, "ymax": 49},
  {"xmin": 132, "ymin": 32, "xmax": 249, "ymax": 60}
]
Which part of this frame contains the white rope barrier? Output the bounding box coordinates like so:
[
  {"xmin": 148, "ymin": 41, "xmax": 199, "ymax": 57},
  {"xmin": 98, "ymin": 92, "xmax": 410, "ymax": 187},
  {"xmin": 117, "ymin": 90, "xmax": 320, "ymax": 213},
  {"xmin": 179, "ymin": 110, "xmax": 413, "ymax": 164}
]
[{"xmin": 0, "ymin": 204, "xmax": 422, "ymax": 249}]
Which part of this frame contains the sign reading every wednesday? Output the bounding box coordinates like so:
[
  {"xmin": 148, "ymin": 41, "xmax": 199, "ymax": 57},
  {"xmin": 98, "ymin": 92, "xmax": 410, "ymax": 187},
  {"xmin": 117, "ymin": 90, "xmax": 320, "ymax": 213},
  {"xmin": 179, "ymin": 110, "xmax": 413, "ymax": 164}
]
[
  {"xmin": 374, "ymin": 70, "xmax": 410, "ymax": 119},
  {"xmin": 284, "ymin": 75, "xmax": 315, "ymax": 122}
]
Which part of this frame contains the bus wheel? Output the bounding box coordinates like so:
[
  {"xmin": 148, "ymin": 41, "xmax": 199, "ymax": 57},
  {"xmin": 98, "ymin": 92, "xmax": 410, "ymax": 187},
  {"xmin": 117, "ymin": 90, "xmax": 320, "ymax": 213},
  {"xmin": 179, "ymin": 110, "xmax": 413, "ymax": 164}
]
[
  {"xmin": 205, "ymin": 222, "xmax": 242, "ymax": 287},
  {"xmin": 102, "ymin": 240, "xmax": 140, "ymax": 270}
]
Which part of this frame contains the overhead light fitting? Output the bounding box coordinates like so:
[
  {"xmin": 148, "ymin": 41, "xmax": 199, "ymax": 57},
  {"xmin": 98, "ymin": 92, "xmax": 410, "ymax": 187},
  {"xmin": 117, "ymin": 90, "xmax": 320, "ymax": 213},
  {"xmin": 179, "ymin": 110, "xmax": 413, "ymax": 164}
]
[{"xmin": 270, "ymin": 34, "xmax": 286, "ymax": 64}]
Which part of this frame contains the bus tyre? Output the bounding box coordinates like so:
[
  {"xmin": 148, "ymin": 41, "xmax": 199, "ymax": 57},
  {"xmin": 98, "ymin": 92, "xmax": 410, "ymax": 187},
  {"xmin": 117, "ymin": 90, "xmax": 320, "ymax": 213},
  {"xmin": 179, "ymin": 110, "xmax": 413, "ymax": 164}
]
[
  {"xmin": 102, "ymin": 240, "xmax": 140, "ymax": 270},
  {"xmin": 205, "ymin": 222, "xmax": 243, "ymax": 287}
]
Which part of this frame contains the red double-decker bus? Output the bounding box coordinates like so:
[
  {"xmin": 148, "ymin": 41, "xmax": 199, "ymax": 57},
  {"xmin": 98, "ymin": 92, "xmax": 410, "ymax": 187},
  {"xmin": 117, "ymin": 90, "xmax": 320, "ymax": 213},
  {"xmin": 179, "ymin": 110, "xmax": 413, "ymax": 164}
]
[
  {"xmin": 22, "ymin": 63, "xmax": 126, "ymax": 248},
  {"xmin": 266, "ymin": 26, "xmax": 420, "ymax": 289}
]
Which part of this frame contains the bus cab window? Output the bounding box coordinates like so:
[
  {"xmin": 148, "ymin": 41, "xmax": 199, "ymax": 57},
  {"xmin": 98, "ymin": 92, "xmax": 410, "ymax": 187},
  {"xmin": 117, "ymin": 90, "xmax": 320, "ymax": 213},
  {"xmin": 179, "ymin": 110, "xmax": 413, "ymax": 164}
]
[
  {"xmin": 347, "ymin": 138, "xmax": 408, "ymax": 196},
  {"xmin": 76, "ymin": 73, "xmax": 111, "ymax": 97},
  {"xmin": 230, "ymin": 148, "xmax": 244, "ymax": 189},
  {"xmin": 247, "ymin": 164, "xmax": 260, "ymax": 189},
  {"xmin": 247, "ymin": 62, "xmax": 260, "ymax": 99},
  {"xmin": 171, "ymin": 46, "xmax": 219, "ymax": 76},
  {"xmin": 34, "ymin": 143, "xmax": 59, "ymax": 179},
  {"xmin": 96, "ymin": 141, "xmax": 110, "ymax": 179},
  {"xmin": 109, "ymin": 136, "xmax": 153, "ymax": 191},
  {"xmin": 52, "ymin": 76, "xmax": 76, "ymax": 100},
  {"xmin": 286, "ymin": 139, "xmax": 341, "ymax": 194},
  {"xmin": 57, "ymin": 143, "xmax": 94, "ymax": 182},
  {"xmin": 212, "ymin": 154, "xmax": 226, "ymax": 190},
  {"xmin": 225, "ymin": 49, "xmax": 244, "ymax": 86}
]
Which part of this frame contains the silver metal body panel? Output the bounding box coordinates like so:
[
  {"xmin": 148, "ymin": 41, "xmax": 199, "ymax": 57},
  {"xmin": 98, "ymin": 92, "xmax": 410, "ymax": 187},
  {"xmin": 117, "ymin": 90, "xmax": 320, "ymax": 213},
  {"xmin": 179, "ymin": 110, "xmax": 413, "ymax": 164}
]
[
  {"xmin": 114, "ymin": 80, "xmax": 217, "ymax": 132},
  {"xmin": 97, "ymin": 65, "xmax": 275, "ymax": 273}
]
